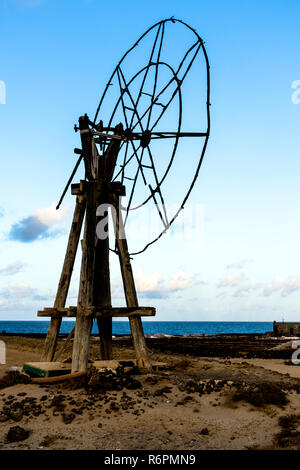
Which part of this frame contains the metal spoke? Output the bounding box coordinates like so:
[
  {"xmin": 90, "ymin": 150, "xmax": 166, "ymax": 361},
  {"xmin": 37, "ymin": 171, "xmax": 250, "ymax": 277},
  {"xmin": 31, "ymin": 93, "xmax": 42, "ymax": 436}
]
[
  {"xmin": 129, "ymin": 43, "xmax": 201, "ymax": 136},
  {"xmin": 145, "ymin": 22, "xmax": 165, "ymax": 130},
  {"xmin": 128, "ymin": 22, "xmax": 163, "ymax": 129},
  {"xmin": 150, "ymin": 44, "xmax": 201, "ymax": 132},
  {"xmin": 124, "ymin": 147, "xmax": 146, "ymax": 225},
  {"xmin": 116, "ymin": 65, "xmax": 171, "ymax": 217},
  {"xmin": 112, "ymin": 144, "xmax": 142, "ymax": 182},
  {"xmin": 149, "ymin": 184, "xmax": 169, "ymax": 229},
  {"xmin": 116, "ymin": 66, "xmax": 147, "ymax": 185}
]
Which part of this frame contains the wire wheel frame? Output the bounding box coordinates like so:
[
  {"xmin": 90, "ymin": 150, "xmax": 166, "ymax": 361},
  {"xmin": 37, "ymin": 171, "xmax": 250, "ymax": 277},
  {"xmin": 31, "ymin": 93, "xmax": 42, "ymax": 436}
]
[{"xmin": 92, "ymin": 18, "xmax": 210, "ymax": 255}]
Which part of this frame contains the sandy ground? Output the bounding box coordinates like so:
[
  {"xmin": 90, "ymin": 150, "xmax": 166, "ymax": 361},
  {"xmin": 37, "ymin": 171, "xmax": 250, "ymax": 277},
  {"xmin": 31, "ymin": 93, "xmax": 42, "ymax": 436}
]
[{"xmin": 1, "ymin": 336, "xmax": 300, "ymax": 450}]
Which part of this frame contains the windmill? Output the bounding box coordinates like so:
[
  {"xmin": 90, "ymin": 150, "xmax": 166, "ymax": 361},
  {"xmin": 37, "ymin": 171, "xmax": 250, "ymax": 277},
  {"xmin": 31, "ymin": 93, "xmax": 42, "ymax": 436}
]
[{"xmin": 31, "ymin": 18, "xmax": 210, "ymax": 375}]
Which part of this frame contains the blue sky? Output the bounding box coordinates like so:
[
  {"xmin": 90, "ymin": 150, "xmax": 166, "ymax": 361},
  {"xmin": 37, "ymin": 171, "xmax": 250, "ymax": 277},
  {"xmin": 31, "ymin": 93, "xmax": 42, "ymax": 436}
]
[{"xmin": 1, "ymin": 0, "xmax": 300, "ymax": 321}]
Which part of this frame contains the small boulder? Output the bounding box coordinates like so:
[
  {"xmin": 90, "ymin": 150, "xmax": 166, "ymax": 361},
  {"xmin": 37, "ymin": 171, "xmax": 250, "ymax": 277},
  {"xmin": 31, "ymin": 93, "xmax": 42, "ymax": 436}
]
[
  {"xmin": 62, "ymin": 412, "xmax": 75, "ymax": 424},
  {"xmin": 6, "ymin": 426, "xmax": 30, "ymax": 443}
]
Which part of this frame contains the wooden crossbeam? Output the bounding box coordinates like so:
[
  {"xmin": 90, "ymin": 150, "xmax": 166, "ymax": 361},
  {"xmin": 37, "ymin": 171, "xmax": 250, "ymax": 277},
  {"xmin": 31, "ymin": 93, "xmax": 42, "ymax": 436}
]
[
  {"xmin": 71, "ymin": 180, "xmax": 125, "ymax": 197},
  {"xmin": 38, "ymin": 306, "xmax": 155, "ymax": 318},
  {"xmin": 90, "ymin": 307, "xmax": 155, "ymax": 318}
]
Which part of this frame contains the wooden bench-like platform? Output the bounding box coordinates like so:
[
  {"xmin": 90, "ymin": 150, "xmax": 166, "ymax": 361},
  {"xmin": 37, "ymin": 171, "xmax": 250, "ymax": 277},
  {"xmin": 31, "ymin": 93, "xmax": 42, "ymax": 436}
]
[{"xmin": 23, "ymin": 362, "xmax": 72, "ymax": 377}]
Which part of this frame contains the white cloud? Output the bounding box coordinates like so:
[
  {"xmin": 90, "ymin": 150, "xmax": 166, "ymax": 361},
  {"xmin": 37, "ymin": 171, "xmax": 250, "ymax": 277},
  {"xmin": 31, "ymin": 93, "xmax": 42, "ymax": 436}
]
[
  {"xmin": 226, "ymin": 259, "xmax": 253, "ymax": 270},
  {"xmin": 34, "ymin": 203, "xmax": 68, "ymax": 226},
  {"xmin": 134, "ymin": 269, "xmax": 164, "ymax": 293},
  {"xmin": 217, "ymin": 273, "xmax": 245, "ymax": 288},
  {"xmin": 167, "ymin": 271, "xmax": 198, "ymax": 291},
  {"xmin": 0, "ymin": 261, "xmax": 26, "ymax": 276},
  {"xmin": 263, "ymin": 276, "xmax": 300, "ymax": 297},
  {"xmin": 8, "ymin": 203, "xmax": 69, "ymax": 243},
  {"xmin": 233, "ymin": 283, "xmax": 262, "ymax": 297},
  {"xmin": 113, "ymin": 269, "xmax": 200, "ymax": 299},
  {"xmin": 0, "ymin": 283, "xmax": 54, "ymax": 310},
  {"xmin": 0, "ymin": 283, "xmax": 35, "ymax": 299}
]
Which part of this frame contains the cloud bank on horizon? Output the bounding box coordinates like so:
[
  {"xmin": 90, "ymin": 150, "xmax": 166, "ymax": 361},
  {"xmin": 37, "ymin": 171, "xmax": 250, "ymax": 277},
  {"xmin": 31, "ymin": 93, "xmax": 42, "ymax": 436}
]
[
  {"xmin": 217, "ymin": 271, "xmax": 300, "ymax": 299},
  {"xmin": 112, "ymin": 269, "xmax": 203, "ymax": 300}
]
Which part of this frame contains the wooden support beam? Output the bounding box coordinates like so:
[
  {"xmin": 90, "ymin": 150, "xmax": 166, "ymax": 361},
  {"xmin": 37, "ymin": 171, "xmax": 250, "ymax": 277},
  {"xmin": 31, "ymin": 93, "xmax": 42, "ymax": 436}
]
[
  {"xmin": 71, "ymin": 180, "xmax": 88, "ymax": 196},
  {"xmin": 72, "ymin": 182, "xmax": 97, "ymax": 372},
  {"xmin": 111, "ymin": 194, "xmax": 152, "ymax": 372},
  {"xmin": 72, "ymin": 181, "xmax": 125, "ymax": 197},
  {"xmin": 94, "ymin": 182, "xmax": 112, "ymax": 360},
  {"xmin": 54, "ymin": 326, "xmax": 75, "ymax": 362},
  {"xmin": 41, "ymin": 196, "xmax": 85, "ymax": 362}
]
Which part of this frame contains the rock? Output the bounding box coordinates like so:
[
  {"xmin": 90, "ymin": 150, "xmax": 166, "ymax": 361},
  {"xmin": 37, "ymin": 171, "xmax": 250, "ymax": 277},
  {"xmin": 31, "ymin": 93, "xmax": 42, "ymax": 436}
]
[
  {"xmin": 145, "ymin": 376, "xmax": 159, "ymax": 385},
  {"xmin": 0, "ymin": 412, "xmax": 9, "ymax": 422},
  {"xmin": 6, "ymin": 426, "xmax": 30, "ymax": 443},
  {"xmin": 200, "ymin": 428, "xmax": 209, "ymax": 435},
  {"xmin": 126, "ymin": 379, "xmax": 142, "ymax": 390},
  {"xmin": 0, "ymin": 370, "xmax": 31, "ymax": 390},
  {"xmin": 51, "ymin": 395, "xmax": 66, "ymax": 412},
  {"xmin": 87, "ymin": 365, "xmax": 131, "ymax": 391},
  {"xmin": 154, "ymin": 386, "xmax": 172, "ymax": 396},
  {"xmin": 9, "ymin": 408, "xmax": 23, "ymax": 422},
  {"xmin": 62, "ymin": 413, "xmax": 75, "ymax": 424},
  {"xmin": 109, "ymin": 401, "xmax": 119, "ymax": 411}
]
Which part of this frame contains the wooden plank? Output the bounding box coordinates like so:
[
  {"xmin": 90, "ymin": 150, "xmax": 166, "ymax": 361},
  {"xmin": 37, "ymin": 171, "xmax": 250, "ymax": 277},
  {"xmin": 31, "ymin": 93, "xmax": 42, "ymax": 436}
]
[
  {"xmin": 41, "ymin": 196, "xmax": 85, "ymax": 362},
  {"xmin": 111, "ymin": 194, "xmax": 152, "ymax": 372},
  {"xmin": 93, "ymin": 307, "xmax": 155, "ymax": 317},
  {"xmin": 72, "ymin": 182, "xmax": 97, "ymax": 372},
  {"xmin": 38, "ymin": 308, "xmax": 76, "ymax": 317}
]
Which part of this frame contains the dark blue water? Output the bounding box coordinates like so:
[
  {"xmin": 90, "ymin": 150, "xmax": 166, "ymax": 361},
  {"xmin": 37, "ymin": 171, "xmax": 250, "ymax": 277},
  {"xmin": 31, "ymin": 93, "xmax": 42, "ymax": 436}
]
[{"xmin": 0, "ymin": 321, "xmax": 273, "ymax": 336}]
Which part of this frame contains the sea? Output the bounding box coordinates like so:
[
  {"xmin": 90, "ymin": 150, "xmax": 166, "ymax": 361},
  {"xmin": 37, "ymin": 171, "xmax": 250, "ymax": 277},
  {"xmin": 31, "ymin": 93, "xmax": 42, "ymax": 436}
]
[{"xmin": 0, "ymin": 321, "xmax": 273, "ymax": 336}]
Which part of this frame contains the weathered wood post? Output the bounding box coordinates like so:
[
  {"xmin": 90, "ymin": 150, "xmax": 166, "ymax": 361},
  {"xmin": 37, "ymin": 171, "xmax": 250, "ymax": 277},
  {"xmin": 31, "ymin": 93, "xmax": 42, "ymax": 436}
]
[
  {"xmin": 94, "ymin": 185, "xmax": 112, "ymax": 360},
  {"xmin": 71, "ymin": 182, "xmax": 97, "ymax": 372},
  {"xmin": 111, "ymin": 193, "xmax": 152, "ymax": 372},
  {"xmin": 41, "ymin": 195, "xmax": 85, "ymax": 361}
]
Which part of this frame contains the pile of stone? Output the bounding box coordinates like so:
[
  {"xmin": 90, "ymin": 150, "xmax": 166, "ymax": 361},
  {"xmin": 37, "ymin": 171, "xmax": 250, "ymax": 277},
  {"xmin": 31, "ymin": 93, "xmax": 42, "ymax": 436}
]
[
  {"xmin": 175, "ymin": 378, "xmax": 234, "ymax": 395},
  {"xmin": 86, "ymin": 361, "xmax": 141, "ymax": 392}
]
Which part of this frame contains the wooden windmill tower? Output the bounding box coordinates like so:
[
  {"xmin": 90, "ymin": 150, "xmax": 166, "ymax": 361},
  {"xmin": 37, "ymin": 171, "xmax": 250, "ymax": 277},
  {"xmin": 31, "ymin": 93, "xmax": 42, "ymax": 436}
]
[
  {"xmin": 38, "ymin": 114, "xmax": 154, "ymax": 372},
  {"xmin": 29, "ymin": 18, "xmax": 210, "ymax": 376}
]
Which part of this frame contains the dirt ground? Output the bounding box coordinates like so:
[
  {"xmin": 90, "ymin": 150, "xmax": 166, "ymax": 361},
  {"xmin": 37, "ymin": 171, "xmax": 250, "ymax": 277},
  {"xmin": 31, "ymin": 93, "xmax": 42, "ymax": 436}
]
[{"xmin": 1, "ymin": 335, "xmax": 300, "ymax": 450}]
